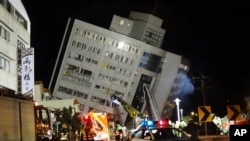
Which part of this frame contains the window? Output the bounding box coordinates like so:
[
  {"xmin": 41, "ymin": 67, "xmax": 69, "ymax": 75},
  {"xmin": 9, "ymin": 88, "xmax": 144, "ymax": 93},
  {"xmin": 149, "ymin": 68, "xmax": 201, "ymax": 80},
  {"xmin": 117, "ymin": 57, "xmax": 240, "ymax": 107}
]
[
  {"xmin": 120, "ymin": 20, "xmax": 124, "ymax": 25},
  {"xmin": 0, "ymin": 56, "xmax": 10, "ymax": 72},
  {"xmin": 82, "ymin": 43, "xmax": 87, "ymax": 49},
  {"xmin": 36, "ymin": 108, "xmax": 50, "ymax": 125},
  {"xmin": 0, "ymin": 25, "xmax": 10, "ymax": 41},
  {"xmin": 58, "ymin": 86, "xmax": 73, "ymax": 95},
  {"xmin": 84, "ymin": 31, "xmax": 91, "ymax": 38},
  {"xmin": 77, "ymin": 42, "xmax": 82, "ymax": 48},
  {"xmin": 0, "ymin": 57, "xmax": 4, "ymax": 69},
  {"xmin": 124, "ymin": 44, "xmax": 130, "ymax": 51},
  {"xmin": 74, "ymin": 28, "xmax": 79, "ymax": 35},
  {"xmin": 72, "ymin": 40, "xmax": 76, "ymax": 46}
]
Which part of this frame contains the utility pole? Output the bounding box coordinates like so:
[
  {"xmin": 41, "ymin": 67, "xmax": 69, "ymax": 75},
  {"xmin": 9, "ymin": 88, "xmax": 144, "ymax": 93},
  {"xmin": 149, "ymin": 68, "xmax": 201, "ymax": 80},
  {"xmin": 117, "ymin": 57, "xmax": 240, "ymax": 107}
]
[{"xmin": 192, "ymin": 72, "xmax": 211, "ymax": 135}]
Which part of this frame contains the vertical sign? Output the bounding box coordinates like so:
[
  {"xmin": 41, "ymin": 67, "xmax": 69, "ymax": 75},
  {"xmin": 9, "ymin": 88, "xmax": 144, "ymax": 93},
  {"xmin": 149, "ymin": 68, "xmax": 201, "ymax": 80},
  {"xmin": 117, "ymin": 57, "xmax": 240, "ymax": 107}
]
[
  {"xmin": 21, "ymin": 48, "xmax": 34, "ymax": 96},
  {"xmin": 198, "ymin": 106, "xmax": 212, "ymax": 122},
  {"xmin": 227, "ymin": 105, "xmax": 241, "ymax": 121}
]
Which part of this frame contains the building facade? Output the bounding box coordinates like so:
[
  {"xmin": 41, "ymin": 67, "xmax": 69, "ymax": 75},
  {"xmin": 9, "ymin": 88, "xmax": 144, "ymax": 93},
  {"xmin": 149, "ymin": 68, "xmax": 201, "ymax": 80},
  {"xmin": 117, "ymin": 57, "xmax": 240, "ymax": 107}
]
[
  {"xmin": 50, "ymin": 12, "xmax": 190, "ymax": 124},
  {"xmin": 0, "ymin": 0, "xmax": 33, "ymax": 96}
]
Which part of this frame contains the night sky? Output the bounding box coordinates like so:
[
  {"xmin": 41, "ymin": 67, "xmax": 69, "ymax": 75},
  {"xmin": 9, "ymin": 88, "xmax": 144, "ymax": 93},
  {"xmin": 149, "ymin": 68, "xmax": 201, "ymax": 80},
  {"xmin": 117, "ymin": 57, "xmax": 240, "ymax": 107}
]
[{"xmin": 21, "ymin": 0, "xmax": 250, "ymax": 117}]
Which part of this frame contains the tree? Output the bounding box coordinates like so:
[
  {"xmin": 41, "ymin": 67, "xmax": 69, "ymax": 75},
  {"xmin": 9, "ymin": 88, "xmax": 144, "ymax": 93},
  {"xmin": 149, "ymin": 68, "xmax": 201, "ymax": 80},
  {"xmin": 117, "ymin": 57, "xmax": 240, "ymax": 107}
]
[{"xmin": 60, "ymin": 106, "xmax": 82, "ymax": 132}]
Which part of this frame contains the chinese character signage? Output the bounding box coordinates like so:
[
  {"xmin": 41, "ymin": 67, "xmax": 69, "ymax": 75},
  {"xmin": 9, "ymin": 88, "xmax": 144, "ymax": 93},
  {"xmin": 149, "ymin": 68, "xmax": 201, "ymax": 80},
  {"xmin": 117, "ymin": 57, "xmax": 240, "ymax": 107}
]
[{"xmin": 21, "ymin": 48, "xmax": 34, "ymax": 96}]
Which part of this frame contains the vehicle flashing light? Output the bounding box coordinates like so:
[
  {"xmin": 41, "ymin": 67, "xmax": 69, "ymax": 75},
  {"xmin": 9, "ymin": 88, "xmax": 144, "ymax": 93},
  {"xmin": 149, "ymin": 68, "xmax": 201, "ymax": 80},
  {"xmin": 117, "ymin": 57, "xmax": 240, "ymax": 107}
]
[
  {"xmin": 83, "ymin": 115, "xmax": 91, "ymax": 122},
  {"xmin": 157, "ymin": 119, "xmax": 168, "ymax": 127},
  {"xmin": 84, "ymin": 115, "xmax": 89, "ymax": 119},
  {"xmin": 140, "ymin": 120, "xmax": 154, "ymax": 127},
  {"xmin": 139, "ymin": 119, "xmax": 170, "ymax": 128}
]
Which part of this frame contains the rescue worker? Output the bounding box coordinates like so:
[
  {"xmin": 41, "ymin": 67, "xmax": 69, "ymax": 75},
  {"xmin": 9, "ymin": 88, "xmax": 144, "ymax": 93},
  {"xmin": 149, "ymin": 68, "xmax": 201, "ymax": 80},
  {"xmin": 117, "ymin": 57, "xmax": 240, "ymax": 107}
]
[
  {"xmin": 183, "ymin": 118, "xmax": 201, "ymax": 141},
  {"xmin": 115, "ymin": 121, "xmax": 123, "ymax": 141},
  {"xmin": 122, "ymin": 124, "xmax": 127, "ymax": 141},
  {"xmin": 61, "ymin": 124, "xmax": 68, "ymax": 140},
  {"xmin": 84, "ymin": 122, "xmax": 94, "ymax": 141}
]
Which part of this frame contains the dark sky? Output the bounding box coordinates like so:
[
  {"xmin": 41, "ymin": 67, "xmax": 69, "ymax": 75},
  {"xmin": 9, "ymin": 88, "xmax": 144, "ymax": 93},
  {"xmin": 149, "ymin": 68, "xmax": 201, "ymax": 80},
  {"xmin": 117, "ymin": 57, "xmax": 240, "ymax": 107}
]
[{"xmin": 22, "ymin": 0, "xmax": 250, "ymax": 116}]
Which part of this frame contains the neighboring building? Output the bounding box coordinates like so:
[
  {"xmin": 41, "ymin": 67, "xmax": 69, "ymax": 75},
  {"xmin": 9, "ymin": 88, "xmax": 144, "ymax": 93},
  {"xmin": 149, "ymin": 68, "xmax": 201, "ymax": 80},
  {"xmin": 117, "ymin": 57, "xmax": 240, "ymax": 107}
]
[
  {"xmin": 34, "ymin": 81, "xmax": 80, "ymax": 113},
  {"xmin": 34, "ymin": 81, "xmax": 80, "ymax": 133},
  {"xmin": 49, "ymin": 11, "xmax": 190, "ymax": 124},
  {"xmin": 0, "ymin": 0, "xmax": 82, "ymax": 121},
  {"xmin": 0, "ymin": 0, "xmax": 34, "ymax": 97}
]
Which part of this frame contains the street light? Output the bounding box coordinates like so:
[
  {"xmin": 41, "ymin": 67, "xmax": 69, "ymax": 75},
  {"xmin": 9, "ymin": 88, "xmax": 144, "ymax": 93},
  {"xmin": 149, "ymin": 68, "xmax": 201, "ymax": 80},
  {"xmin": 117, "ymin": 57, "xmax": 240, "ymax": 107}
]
[
  {"xmin": 174, "ymin": 98, "xmax": 181, "ymax": 122},
  {"xmin": 180, "ymin": 108, "xmax": 183, "ymax": 121}
]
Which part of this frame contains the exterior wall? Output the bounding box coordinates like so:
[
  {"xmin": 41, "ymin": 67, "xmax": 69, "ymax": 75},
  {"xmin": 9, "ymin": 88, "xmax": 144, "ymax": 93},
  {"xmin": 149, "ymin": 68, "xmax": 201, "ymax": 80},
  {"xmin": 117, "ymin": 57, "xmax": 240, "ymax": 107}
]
[
  {"xmin": 129, "ymin": 11, "xmax": 163, "ymax": 27},
  {"xmin": 153, "ymin": 52, "xmax": 184, "ymax": 119},
  {"xmin": 0, "ymin": 6, "xmax": 19, "ymax": 91},
  {"xmin": 109, "ymin": 15, "xmax": 134, "ymax": 36},
  {"xmin": 129, "ymin": 21, "xmax": 146, "ymax": 41},
  {"xmin": 155, "ymin": 52, "xmax": 182, "ymax": 112},
  {"xmin": 39, "ymin": 100, "xmax": 80, "ymax": 113},
  {"xmin": 34, "ymin": 81, "xmax": 44, "ymax": 101}
]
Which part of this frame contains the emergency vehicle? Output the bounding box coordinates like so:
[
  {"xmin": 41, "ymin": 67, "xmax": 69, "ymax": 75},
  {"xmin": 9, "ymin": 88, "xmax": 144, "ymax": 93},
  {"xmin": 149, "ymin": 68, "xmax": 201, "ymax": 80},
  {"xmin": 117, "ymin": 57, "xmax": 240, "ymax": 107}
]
[
  {"xmin": 81, "ymin": 111, "xmax": 110, "ymax": 141},
  {"xmin": 0, "ymin": 95, "xmax": 53, "ymax": 141},
  {"xmin": 127, "ymin": 119, "xmax": 192, "ymax": 141}
]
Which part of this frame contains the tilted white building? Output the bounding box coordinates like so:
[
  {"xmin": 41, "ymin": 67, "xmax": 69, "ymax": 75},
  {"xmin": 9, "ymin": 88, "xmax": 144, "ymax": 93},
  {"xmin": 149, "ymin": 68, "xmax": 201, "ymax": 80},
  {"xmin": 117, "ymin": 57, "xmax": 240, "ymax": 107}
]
[{"xmin": 49, "ymin": 11, "xmax": 190, "ymax": 124}]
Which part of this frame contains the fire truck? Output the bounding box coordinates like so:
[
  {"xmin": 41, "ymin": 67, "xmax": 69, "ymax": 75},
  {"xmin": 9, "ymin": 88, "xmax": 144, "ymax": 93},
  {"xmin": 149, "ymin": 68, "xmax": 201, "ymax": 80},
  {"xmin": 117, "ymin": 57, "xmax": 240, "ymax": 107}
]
[
  {"xmin": 0, "ymin": 95, "xmax": 52, "ymax": 141},
  {"xmin": 35, "ymin": 105, "xmax": 53, "ymax": 140},
  {"xmin": 81, "ymin": 111, "xmax": 110, "ymax": 141}
]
